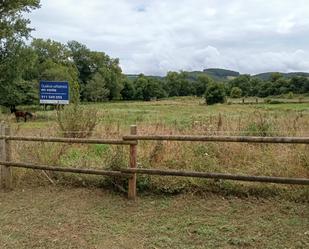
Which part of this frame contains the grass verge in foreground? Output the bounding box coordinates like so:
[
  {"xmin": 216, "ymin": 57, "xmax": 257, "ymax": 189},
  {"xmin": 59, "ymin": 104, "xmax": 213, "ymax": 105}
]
[{"xmin": 0, "ymin": 186, "xmax": 308, "ymax": 249}]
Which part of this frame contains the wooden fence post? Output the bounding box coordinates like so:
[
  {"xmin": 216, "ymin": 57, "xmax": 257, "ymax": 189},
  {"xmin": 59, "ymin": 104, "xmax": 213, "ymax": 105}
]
[
  {"xmin": 128, "ymin": 125, "xmax": 137, "ymax": 200},
  {"xmin": 0, "ymin": 123, "xmax": 2, "ymax": 183},
  {"xmin": 0, "ymin": 124, "xmax": 12, "ymax": 190}
]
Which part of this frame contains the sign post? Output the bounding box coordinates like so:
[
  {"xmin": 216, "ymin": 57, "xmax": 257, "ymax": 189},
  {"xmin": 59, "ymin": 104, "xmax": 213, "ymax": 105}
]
[{"xmin": 39, "ymin": 81, "xmax": 69, "ymax": 105}]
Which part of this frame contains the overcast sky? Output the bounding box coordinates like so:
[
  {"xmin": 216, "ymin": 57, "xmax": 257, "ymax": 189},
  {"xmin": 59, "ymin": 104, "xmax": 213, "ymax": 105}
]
[{"xmin": 27, "ymin": 0, "xmax": 309, "ymax": 75}]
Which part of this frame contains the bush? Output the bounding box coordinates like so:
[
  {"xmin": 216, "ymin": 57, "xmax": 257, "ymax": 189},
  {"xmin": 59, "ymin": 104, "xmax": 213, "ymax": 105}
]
[
  {"xmin": 204, "ymin": 82, "xmax": 226, "ymax": 105},
  {"xmin": 287, "ymin": 91, "xmax": 294, "ymax": 99},
  {"xmin": 243, "ymin": 112, "xmax": 276, "ymax": 136},
  {"xmin": 230, "ymin": 87, "xmax": 242, "ymax": 98},
  {"xmin": 56, "ymin": 104, "xmax": 98, "ymax": 138},
  {"xmin": 265, "ymin": 98, "xmax": 282, "ymax": 104}
]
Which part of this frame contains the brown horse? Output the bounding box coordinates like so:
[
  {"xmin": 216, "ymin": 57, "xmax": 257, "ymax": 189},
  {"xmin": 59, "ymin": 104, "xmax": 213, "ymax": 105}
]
[{"xmin": 10, "ymin": 106, "xmax": 33, "ymax": 122}]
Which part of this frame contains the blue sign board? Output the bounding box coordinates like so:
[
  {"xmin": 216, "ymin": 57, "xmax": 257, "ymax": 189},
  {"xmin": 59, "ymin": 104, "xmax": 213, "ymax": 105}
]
[{"xmin": 40, "ymin": 81, "xmax": 69, "ymax": 104}]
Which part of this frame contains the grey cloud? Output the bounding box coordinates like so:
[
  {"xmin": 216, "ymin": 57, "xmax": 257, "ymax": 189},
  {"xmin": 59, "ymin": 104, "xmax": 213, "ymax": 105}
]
[{"xmin": 27, "ymin": 0, "xmax": 309, "ymax": 75}]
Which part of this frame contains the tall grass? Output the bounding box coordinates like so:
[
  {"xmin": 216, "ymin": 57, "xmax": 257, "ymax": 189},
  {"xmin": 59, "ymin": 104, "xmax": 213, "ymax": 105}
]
[
  {"xmin": 56, "ymin": 104, "xmax": 98, "ymax": 138},
  {"xmin": 6, "ymin": 98, "xmax": 309, "ymax": 199}
]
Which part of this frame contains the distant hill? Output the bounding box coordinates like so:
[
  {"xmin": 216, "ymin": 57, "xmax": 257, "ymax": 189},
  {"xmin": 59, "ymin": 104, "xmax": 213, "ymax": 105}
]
[
  {"xmin": 203, "ymin": 68, "xmax": 240, "ymax": 79},
  {"xmin": 126, "ymin": 74, "xmax": 163, "ymax": 81},
  {"xmin": 126, "ymin": 74, "xmax": 139, "ymax": 81},
  {"xmin": 126, "ymin": 69, "xmax": 309, "ymax": 82},
  {"xmin": 185, "ymin": 69, "xmax": 239, "ymax": 81},
  {"xmin": 253, "ymin": 72, "xmax": 309, "ymax": 81},
  {"xmin": 125, "ymin": 68, "xmax": 241, "ymax": 82}
]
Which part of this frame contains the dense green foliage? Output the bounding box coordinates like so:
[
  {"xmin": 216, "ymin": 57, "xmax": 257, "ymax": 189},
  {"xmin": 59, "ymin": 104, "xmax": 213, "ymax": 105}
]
[
  {"xmin": 123, "ymin": 71, "xmax": 309, "ymax": 102},
  {"xmin": 0, "ymin": 41, "xmax": 38, "ymax": 107},
  {"xmin": 0, "ymin": 0, "xmax": 40, "ymax": 107},
  {"xmin": 204, "ymin": 82, "xmax": 226, "ymax": 105},
  {"xmin": 0, "ymin": 37, "xmax": 123, "ymax": 106},
  {"xmin": 68, "ymin": 41, "xmax": 123, "ymax": 101},
  {"xmin": 0, "ymin": 0, "xmax": 40, "ymax": 44},
  {"xmin": 230, "ymin": 87, "xmax": 242, "ymax": 98},
  {"xmin": 227, "ymin": 73, "xmax": 309, "ymax": 98}
]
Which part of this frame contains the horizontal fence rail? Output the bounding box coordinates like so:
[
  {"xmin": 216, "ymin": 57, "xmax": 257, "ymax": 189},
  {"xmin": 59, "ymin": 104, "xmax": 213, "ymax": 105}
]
[
  {"xmin": 0, "ymin": 136, "xmax": 137, "ymax": 145},
  {"xmin": 0, "ymin": 161, "xmax": 132, "ymax": 178},
  {"xmin": 123, "ymin": 135, "xmax": 309, "ymax": 144},
  {"xmin": 1, "ymin": 123, "xmax": 309, "ymax": 200},
  {"xmin": 121, "ymin": 168, "xmax": 309, "ymax": 185}
]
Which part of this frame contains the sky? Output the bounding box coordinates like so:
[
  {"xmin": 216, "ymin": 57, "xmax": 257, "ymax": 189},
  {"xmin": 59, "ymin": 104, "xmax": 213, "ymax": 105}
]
[{"xmin": 27, "ymin": 0, "xmax": 309, "ymax": 76}]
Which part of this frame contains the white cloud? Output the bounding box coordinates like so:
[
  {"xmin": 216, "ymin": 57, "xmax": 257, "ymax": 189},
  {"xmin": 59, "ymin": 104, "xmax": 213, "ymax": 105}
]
[
  {"xmin": 277, "ymin": 15, "xmax": 296, "ymax": 34},
  {"xmin": 27, "ymin": 0, "xmax": 309, "ymax": 75}
]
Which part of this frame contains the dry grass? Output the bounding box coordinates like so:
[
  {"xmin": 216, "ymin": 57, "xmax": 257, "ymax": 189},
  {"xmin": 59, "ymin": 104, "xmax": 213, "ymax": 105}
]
[
  {"xmin": 0, "ymin": 187, "xmax": 308, "ymax": 249},
  {"xmin": 1, "ymin": 99, "xmax": 309, "ymax": 248},
  {"xmin": 1, "ymin": 97, "xmax": 308, "ymax": 198}
]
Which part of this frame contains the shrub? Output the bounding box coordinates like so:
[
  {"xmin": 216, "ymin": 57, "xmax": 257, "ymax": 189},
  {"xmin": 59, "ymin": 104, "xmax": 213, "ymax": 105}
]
[
  {"xmin": 243, "ymin": 112, "xmax": 276, "ymax": 136},
  {"xmin": 230, "ymin": 87, "xmax": 242, "ymax": 98},
  {"xmin": 56, "ymin": 104, "xmax": 98, "ymax": 138},
  {"xmin": 287, "ymin": 91, "xmax": 294, "ymax": 99},
  {"xmin": 204, "ymin": 82, "xmax": 226, "ymax": 105},
  {"xmin": 105, "ymin": 146, "xmax": 150, "ymax": 192},
  {"xmin": 265, "ymin": 98, "xmax": 282, "ymax": 104}
]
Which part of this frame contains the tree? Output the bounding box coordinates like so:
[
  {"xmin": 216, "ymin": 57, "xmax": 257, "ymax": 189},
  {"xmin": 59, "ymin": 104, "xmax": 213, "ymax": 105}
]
[
  {"xmin": 32, "ymin": 38, "xmax": 70, "ymax": 64},
  {"xmin": 303, "ymin": 78, "xmax": 309, "ymax": 93},
  {"xmin": 204, "ymin": 82, "xmax": 226, "ymax": 105},
  {"xmin": 273, "ymin": 78, "xmax": 289, "ymax": 95},
  {"xmin": 134, "ymin": 74, "xmax": 148, "ymax": 100},
  {"xmin": 229, "ymin": 75, "xmax": 250, "ymax": 96},
  {"xmin": 132, "ymin": 75, "xmax": 166, "ymax": 101},
  {"xmin": 0, "ymin": 0, "xmax": 40, "ymax": 51},
  {"xmin": 83, "ymin": 73, "xmax": 110, "ymax": 102},
  {"xmin": 30, "ymin": 39, "xmax": 80, "ymax": 103},
  {"xmin": 195, "ymin": 75, "xmax": 212, "ymax": 96},
  {"xmin": 270, "ymin": 72, "xmax": 283, "ymax": 83},
  {"xmin": 67, "ymin": 40, "xmax": 97, "ymax": 99},
  {"xmin": 67, "ymin": 41, "xmax": 124, "ymax": 101},
  {"xmin": 0, "ymin": 41, "xmax": 38, "ymax": 107},
  {"xmin": 90, "ymin": 63, "xmax": 122, "ymax": 101},
  {"xmin": 0, "ymin": 1, "xmax": 40, "ymax": 108},
  {"xmin": 121, "ymin": 79, "xmax": 135, "ymax": 100},
  {"xmin": 164, "ymin": 71, "xmax": 196, "ymax": 97},
  {"xmin": 230, "ymin": 87, "xmax": 242, "ymax": 98},
  {"xmin": 165, "ymin": 71, "xmax": 181, "ymax": 96},
  {"xmin": 289, "ymin": 76, "xmax": 309, "ymax": 94},
  {"xmin": 178, "ymin": 72, "xmax": 193, "ymax": 96},
  {"xmin": 257, "ymin": 81, "xmax": 272, "ymax": 97},
  {"xmin": 143, "ymin": 78, "xmax": 167, "ymax": 100},
  {"xmin": 40, "ymin": 60, "xmax": 80, "ymax": 103}
]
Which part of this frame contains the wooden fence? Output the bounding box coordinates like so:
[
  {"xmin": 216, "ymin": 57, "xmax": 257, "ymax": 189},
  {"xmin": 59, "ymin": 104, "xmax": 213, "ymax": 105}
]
[{"xmin": 1, "ymin": 123, "xmax": 309, "ymax": 200}]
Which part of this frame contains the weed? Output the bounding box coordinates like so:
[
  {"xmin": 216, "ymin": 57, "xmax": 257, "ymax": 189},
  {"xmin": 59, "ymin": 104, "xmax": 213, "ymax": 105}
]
[
  {"xmin": 243, "ymin": 111, "xmax": 276, "ymax": 136},
  {"xmin": 56, "ymin": 104, "xmax": 98, "ymax": 138},
  {"xmin": 5, "ymin": 97, "xmax": 309, "ymax": 198},
  {"xmin": 149, "ymin": 141, "xmax": 164, "ymax": 165}
]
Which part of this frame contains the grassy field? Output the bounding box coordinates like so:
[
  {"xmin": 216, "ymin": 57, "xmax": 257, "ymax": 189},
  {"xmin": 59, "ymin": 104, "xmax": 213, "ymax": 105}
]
[
  {"xmin": 0, "ymin": 97, "xmax": 309, "ymax": 248},
  {"xmin": 0, "ymin": 187, "xmax": 308, "ymax": 249},
  {"xmin": 1, "ymin": 96, "xmax": 308, "ymax": 141},
  {"xmin": 0, "ymin": 97, "xmax": 308, "ymax": 197}
]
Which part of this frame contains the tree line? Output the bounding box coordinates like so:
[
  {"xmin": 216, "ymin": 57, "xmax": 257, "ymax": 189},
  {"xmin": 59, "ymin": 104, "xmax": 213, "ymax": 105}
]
[
  {"xmin": 228, "ymin": 73, "xmax": 309, "ymax": 98},
  {"xmin": 1, "ymin": 1, "xmax": 309, "ymax": 108}
]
